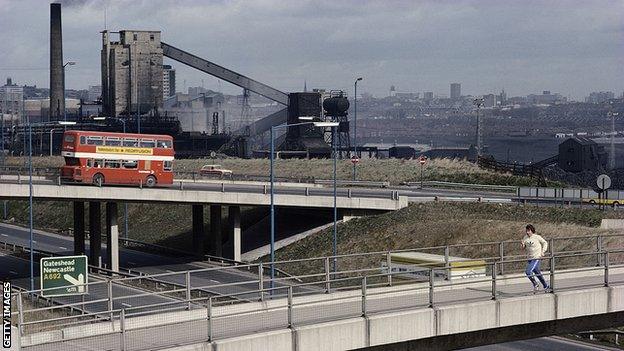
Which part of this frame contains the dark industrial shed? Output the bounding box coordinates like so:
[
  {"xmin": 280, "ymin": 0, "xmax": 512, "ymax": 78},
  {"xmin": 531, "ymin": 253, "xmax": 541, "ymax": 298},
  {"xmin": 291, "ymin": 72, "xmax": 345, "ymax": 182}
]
[{"xmin": 558, "ymin": 137, "xmax": 607, "ymax": 173}]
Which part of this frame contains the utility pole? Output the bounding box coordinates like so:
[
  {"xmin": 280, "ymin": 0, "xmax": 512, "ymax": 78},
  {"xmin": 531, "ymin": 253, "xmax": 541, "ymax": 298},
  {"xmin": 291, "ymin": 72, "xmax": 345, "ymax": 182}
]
[
  {"xmin": 608, "ymin": 103, "xmax": 618, "ymax": 170},
  {"xmin": 473, "ymin": 98, "xmax": 484, "ymax": 158},
  {"xmin": 353, "ymin": 77, "xmax": 362, "ymax": 181}
]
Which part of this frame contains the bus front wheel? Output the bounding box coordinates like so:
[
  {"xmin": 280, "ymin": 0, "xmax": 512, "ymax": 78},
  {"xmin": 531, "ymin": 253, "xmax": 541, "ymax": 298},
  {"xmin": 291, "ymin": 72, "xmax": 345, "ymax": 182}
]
[
  {"xmin": 93, "ymin": 173, "xmax": 104, "ymax": 187},
  {"xmin": 145, "ymin": 175, "xmax": 157, "ymax": 188}
]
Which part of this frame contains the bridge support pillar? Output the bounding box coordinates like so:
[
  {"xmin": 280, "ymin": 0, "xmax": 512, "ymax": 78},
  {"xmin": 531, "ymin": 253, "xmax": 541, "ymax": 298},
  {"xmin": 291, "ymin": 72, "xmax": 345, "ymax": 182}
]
[
  {"xmin": 227, "ymin": 206, "xmax": 241, "ymax": 261},
  {"xmin": 192, "ymin": 204, "xmax": 205, "ymax": 257},
  {"xmin": 106, "ymin": 202, "xmax": 119, "ymax": 272},
  {"xmin": 88, "ymin": 202, "xmax": 102, "ymax": 267},
  {"xmin": 73, "ymin": 201, "xmax": 85, "ymax": 255},
  {"xmin": 210, "ymin": 205, "xmax": 222, "ymax": 257}
]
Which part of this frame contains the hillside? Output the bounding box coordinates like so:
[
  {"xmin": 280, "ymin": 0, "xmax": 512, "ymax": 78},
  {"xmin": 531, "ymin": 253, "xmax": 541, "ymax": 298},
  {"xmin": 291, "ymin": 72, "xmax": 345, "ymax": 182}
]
[{"xmin": 268, "ymin": 202, "xmax": 624, "ymax": 276}]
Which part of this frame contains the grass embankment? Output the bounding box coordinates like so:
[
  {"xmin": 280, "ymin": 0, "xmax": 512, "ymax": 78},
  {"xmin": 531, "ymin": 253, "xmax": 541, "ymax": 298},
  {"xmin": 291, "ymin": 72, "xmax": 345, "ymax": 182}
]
[
  {"xmin": 5, "ymin": 156, "xmax": 559, "ymax": 187},
  {"xmin": 268, "ymin": 202, "xmax": 624, "ymax": 276}
]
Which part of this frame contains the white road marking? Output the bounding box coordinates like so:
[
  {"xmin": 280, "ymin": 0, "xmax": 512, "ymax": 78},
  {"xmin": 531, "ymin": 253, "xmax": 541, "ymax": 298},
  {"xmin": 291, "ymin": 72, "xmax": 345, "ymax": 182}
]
[
  {"xmin": 32, "ymin": 240, "xmax": 37, "ymax": 243},
  {"xmin": 1, "ymin": 234, "xmax": 8, "ymax": 237},
  {"xmin": 9, "ymin": 271, "xmax": 18, "ymax": 275},
  {"xmin": 209, "ymin": 279, "xmax": 220, "ymax": 284},
  {"xmin": 121, "ymin": 303, "xmax": 132, "ymax": 308},
  {"xmin": 58, "ymin": 246, "xmax": 67, "ymax": 250}
]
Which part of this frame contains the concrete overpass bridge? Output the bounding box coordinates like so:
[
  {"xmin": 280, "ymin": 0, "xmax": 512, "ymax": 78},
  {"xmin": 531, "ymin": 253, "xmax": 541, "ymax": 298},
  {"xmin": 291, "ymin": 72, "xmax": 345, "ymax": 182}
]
[
  {"xmin": 9, "ymin": 236, "xmax": 624, "ymax": 351},
  {"xmin": 0, "ymin": 178, "xmax": 407, "ymax": 272}
]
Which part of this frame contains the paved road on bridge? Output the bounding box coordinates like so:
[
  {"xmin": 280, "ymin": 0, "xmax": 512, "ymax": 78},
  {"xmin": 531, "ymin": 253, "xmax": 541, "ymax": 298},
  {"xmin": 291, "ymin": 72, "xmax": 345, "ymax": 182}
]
[{"xmin": 463, "ymin": 335, "xmax": 621, "ymax": 351}]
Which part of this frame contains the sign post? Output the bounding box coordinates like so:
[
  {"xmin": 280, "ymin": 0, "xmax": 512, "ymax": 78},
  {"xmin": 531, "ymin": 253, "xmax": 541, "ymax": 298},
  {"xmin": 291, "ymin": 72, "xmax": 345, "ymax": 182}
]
[
  {"xmin": 597, "ymin": 174, "xmax": 611, "ymax": 211},
  {"xmin": 40, "ymin": 255, "xmax": 88, "ymax": 297},
  {"xmin": 419, "ymin": 156, "xmax": 427, "ymax": 188}
]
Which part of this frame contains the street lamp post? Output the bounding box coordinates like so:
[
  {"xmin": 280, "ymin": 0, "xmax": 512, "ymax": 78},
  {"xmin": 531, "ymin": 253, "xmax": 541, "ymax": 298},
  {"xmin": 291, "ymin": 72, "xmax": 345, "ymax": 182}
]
[
  {"xmin": 269, "ymin": 120, "xmax": 339, "ymax": 289},
  {"xmin": 353, "ymin": 77, "xmax": 363, "ymax": 181},
  {"xmin": 93, "ymin": 116, "xmax": 129, "ymax": 238},
  {"xmin": 28, "ymin": 121, "xmax": 33, "ymax": 291},
  {"xmin": 332, "ymin": 124, "xmax": 338, "ymax": 272},
  {"xmin": 62, "ymin": 61, "xmax": 76, "ymax": 122}
]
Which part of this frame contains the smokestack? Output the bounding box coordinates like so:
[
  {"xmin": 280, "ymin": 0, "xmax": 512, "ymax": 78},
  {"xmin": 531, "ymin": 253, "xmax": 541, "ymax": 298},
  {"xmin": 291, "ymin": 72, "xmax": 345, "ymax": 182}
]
[{"xmin": 50, "ymin": 3, "xmax": 64, "ymax": 121}]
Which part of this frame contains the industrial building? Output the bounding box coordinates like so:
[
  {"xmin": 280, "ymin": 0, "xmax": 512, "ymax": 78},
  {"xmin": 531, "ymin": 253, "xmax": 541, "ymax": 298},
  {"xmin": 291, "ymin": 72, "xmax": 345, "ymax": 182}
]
[
  {"xmin": 162, "ymin": 64, "xmax": 175, "ymax": 98},
  {"xmin": 101, "ymin": 30, "xmax": 164, "ymax": 117},
  {"xmin": 0, "ymin": 78, "xmax": 23, "ymax": 123},
  {"xmin": 558, "ymin": 137, "xmax": 608, "ymax": 173}
]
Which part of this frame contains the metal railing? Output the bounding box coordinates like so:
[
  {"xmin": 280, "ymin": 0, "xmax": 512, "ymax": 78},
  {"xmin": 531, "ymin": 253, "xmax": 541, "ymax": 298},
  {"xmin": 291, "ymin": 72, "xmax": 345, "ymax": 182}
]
[
  {"xmin": 7, "ymin": 233, "xmax": 624, "ymax": 348},
  {"xmin": 12, "ymin": 248, "xmax": 624, "ymax": 350}
]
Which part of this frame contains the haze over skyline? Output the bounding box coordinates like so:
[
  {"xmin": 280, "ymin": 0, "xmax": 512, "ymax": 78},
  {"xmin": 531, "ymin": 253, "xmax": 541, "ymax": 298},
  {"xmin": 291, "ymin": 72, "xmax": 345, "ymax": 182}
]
[{"xmin": 0, "ymin": 0, "xmax": 622, "ymax": 99}]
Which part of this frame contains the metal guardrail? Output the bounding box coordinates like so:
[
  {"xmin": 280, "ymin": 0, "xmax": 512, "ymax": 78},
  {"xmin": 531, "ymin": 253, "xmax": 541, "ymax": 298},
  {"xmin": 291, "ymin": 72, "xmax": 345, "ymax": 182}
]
[
  {"xmin": 314, "ymin": 179, "xmax": 390, "ymax": 188},
  {"xmin": 407, "ymin": 180, "xmax": 518, "ymax": 192},
  {"xmin": 518, "ymin": 187, "xmax": 624, "ymax": 201},
  {"xmin": 7, "ymin": 233, "xmax": 624, "ymax": 346},
  {"xmin": 11, "ymin": 247, "xmax": 624, "ymax": 350}
]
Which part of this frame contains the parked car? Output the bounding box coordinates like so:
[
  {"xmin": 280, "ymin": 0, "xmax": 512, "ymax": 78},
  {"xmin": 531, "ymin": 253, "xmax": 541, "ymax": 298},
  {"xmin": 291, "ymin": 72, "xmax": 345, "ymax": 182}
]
[{"xmin": 199, "ymin": 164, "xmax": 233, "ymax": 178}]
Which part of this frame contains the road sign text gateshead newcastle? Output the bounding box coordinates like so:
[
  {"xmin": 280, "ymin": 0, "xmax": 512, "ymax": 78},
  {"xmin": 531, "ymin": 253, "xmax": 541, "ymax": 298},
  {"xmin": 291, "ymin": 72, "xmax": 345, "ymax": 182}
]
[
  {"xmin": 40, "ymin": 256, "xmax": 88, "ymax": 297},
  {"xmin": 2, "ymin": 281, "xmax": 10, "ymax": 348}
]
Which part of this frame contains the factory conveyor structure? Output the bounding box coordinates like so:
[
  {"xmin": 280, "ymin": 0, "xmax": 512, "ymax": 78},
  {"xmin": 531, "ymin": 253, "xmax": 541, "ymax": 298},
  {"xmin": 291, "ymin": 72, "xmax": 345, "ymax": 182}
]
[{"xmin": 161, "ymin": 42, "xmax": 288, "ymax": 137}]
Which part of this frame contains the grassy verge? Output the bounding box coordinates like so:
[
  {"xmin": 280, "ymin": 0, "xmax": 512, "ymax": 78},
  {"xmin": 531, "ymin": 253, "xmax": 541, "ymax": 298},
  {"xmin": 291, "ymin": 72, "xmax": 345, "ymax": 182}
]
[
  {"xmin": 268, "ymin": 202, "xmax": 624, "ymax": 277},
  {"xmin": 5, "ymin": 156, "xmax": 561, "ymax": 187}
]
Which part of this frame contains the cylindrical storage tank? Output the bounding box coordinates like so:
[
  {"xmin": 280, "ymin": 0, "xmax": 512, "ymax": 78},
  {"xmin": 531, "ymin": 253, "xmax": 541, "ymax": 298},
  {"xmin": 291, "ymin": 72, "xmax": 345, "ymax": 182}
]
[{"xmin": 323, "ymin": 96, "xmax": 350, "ymax": 116}]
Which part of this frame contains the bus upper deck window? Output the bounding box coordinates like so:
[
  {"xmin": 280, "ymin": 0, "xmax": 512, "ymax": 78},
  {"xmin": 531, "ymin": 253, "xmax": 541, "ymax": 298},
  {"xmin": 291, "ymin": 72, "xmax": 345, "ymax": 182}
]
[
  {"xmin": 140, "ymin": 139, "xmax": 156, "ymax": 148},
  {"xmin": 63, "ymin": 135, "xmax": 75, "ymax": 143},
  {"xmin": 80, "ymin": 136, "xmax": 86, "ymax": 144},
  {"xmin": 87, "ymin": 136, "xmax": 103, "ymax": 145},
  {"xmin": 123, "ymin": 138, "xmax": 138, "ymax": 147},
  {"xmin": 105, "ymin": 137, "xmax": 121, "ymax": 146},
  {"xmin": 157, "ymin": 140, "xmax": 172, "ymax": 148}
]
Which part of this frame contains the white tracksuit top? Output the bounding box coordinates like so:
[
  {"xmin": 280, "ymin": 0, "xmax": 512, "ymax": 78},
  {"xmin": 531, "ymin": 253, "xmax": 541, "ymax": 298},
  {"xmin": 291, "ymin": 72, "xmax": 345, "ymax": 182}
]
[{"xmin": 522, "ymin": 233, "xmax": 548, "ymax": 260}]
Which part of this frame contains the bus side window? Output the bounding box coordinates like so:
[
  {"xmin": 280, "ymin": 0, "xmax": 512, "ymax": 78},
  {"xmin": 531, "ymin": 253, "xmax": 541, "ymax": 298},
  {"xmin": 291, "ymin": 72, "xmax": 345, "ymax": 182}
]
[
  {"xmin": 87, "ymin": 159, "xmax": 93, "ymax": 167},
  {"xmin": 93, "ymin": 160, "xmax": 102, "ymax": 168},
  {"xmin": 123, "ymin": 161, "xmax": 137, "ymax": 169},
  {"xmin": 163, "ymin": 161, "xmax": 172, "ymax": 171},
  {"xmin": 80, "ymin": 136, "xmax": 86, "ymax": 145}
]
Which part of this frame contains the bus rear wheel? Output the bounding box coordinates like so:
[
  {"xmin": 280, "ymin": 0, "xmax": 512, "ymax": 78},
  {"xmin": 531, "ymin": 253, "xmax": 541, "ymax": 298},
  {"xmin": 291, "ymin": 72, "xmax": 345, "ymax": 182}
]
[
  {"xmin": 93, "ymin": 173, "xmax": 104, "ymax": 187},
  {"xmin": 145, "ymin": 175, "xmax": 157, "ymax": 188}
]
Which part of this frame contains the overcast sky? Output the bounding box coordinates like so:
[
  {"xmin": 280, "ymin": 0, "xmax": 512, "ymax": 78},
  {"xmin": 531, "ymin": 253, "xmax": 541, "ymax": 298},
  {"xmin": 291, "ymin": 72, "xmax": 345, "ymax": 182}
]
[{"xmin": 0, "ymin": 0, "xmax": 622, "ymax": 99}]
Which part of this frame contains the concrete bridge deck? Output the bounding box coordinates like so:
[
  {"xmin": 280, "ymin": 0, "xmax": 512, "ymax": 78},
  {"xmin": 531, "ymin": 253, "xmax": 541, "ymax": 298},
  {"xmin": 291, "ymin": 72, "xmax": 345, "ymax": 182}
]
[{"xmin": 17, "ymin": 263, "xmax": 624, "ymax": 351}]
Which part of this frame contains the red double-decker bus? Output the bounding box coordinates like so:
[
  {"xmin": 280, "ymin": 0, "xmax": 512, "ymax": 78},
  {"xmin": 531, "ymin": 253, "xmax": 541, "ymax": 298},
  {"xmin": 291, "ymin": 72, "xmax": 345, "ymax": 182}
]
[{"xmin": 60, "ymin": 130, "xmax": 174, "ymax": 187}]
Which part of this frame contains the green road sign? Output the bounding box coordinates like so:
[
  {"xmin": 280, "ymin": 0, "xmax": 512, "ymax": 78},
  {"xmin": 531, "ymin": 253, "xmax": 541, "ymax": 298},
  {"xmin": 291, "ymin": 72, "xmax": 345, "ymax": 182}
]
[{"xmin": 40, "ymin": 255, "xmax": 88, "ymax": 297}]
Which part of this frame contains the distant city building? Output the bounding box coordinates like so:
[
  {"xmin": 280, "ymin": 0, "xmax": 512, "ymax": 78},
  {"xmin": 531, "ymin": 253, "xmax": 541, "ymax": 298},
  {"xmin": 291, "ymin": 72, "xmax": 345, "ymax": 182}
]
[
  {"xmin": 395, "ymin": 92, "xmax": 419, "ymax": 99},
  {"xmin": 423, "ymin": 91, "xmax": 434, "ymax": 100},
  {"xmin": 101, "ymin": 30, "xmax": 164, "ymax": 117},
  {"xmin": 526, "ymin": 90, "xmax": 565, "ymax": 105},
  {"xmin": 585, "ymin": 91, "xmax": 614, "ymax": 104},
  {"xmin": 162, "ymin": 65, "xmax": 176, "ymax": 98},
  {"xmin": 88, "ymin": 85, "xmax": 102, "ymax": 102},
  {"xmin": 389, "ymin": 85, "xmax": 396, "ymax": 97},
  {"xmin": 498, "ymin": 89, "xmax": 507, "ymax": 106},
  {"xmin": 0, "ymin": 77, "xmax": 24, "ymax": 123},
  {"xmin": 450, "ymin": 83, "xmax": 461, "ymax": 100},
  {"xmin": 483, "ymin": 94, "xmax": 496, "ymax": 107},
  {"xmin": 188, "ymin": 86, "xmax": 209, "ymax": 98}
]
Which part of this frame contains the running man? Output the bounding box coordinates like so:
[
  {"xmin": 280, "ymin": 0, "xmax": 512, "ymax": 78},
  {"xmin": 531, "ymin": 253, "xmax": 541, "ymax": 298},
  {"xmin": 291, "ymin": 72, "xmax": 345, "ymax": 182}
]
[{"xmin": 521, "ymin": 224, "xmax": 550, "ymax": 292}]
